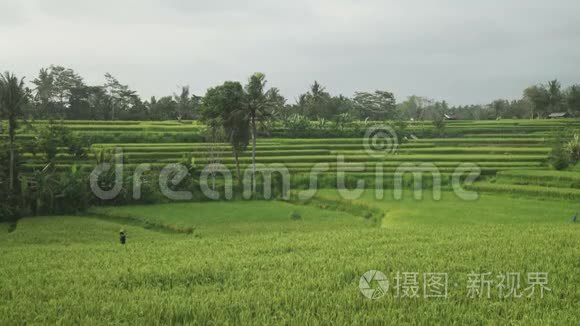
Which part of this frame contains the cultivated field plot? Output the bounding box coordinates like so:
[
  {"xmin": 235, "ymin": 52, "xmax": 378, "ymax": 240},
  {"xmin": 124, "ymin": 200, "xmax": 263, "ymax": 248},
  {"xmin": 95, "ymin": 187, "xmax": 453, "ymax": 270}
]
[
  {"xmin": 0, "ymin": 192, "xmax": 578, "ymax": 324},
  {"xmin": 19, "ymin": 119, "xmax": 569, "ymax": 183},
  {"xmin": 3, "ymin": 119, "xmax": 580, "ymax": 324},
  {"xmin": 90, "ymin": 200, "xmax": 370, "ymax": 236}
]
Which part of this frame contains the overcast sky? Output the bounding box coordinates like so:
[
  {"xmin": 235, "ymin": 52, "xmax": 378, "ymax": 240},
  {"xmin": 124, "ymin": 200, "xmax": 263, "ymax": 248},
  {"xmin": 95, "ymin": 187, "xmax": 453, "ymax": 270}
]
[{"xmin": 1, "ymin": 0, "xmax": 579, "ymax": 105}]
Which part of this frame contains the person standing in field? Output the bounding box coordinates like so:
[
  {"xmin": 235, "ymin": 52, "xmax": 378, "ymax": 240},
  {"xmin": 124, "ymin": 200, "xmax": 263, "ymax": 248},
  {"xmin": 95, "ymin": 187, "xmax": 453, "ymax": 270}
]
[{"xmin": 120, "ymin": 230, "xmax": 127, "ymax": 245}]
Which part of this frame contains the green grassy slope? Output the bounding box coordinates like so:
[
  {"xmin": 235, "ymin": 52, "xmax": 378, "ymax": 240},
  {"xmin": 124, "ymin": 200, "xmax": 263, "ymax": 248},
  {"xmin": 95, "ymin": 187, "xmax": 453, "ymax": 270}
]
[
  {"xmin": 90, "ymin": 201, "xmax": 368, "ymax": 237},
  {"xmin": 0, "ymin": 193, "xmax": 578, "ymax": 324}
]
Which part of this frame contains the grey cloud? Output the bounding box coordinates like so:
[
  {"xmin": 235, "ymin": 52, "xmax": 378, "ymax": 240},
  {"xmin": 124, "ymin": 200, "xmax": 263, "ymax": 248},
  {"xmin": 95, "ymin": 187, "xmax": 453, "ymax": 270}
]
[{"xmin": 0, "ymin": 0, "xmax": 579, "ymax": 105}]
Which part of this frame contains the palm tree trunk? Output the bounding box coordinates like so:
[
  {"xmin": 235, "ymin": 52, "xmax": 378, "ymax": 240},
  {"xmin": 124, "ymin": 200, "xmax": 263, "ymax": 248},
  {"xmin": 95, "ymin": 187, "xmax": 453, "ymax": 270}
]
[
  {"xmin": 8, "ymin": 116, "xmax": 15, "ymax": 192},
  {"xmin": 233, "ymin": 150, "xmax": 242, "ymax": 190},
  {"xmin": 9, "ymin": 142, "xmax": 14, "ymax": 191},
  {"xmin": 251, "ymin": 114, "xmax": 257, "ymax": 197}
]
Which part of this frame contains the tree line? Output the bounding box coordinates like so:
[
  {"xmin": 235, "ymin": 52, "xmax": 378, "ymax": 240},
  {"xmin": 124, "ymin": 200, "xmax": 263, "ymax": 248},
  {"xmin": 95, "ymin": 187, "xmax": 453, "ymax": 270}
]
[
  {"xmin": 2, "ymin": 68, "xmax": 580, "ymax": 220},
  {"xmin": 6, "ymin": 65, "xmax": 580, "ymax": 122}
]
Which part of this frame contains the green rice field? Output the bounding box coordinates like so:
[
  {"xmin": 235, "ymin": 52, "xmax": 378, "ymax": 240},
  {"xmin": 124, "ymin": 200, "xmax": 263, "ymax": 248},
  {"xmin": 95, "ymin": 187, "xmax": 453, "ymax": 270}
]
[
  {"xmin": 1, "ymin": 119, "xmax": 580, "ymax": 324},
  {"xmin": 1, "ymin": 191, "xmax": 578, "ymax": 324}
]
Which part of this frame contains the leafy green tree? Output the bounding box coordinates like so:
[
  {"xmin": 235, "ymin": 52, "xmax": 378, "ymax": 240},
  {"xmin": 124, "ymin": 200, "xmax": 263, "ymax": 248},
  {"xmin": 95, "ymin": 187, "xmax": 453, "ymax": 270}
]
[
  {"xmin": 503, "ymin": 99, "xmax": 532, "ymax": 119},
  {"xmin": 353, "ymin": 90, "xmax": 396, "ymax": 120},
  {"xmin": 32, "ymin": 65, "xmax": 84, "ymax": 118},
  {"xmin": 431, "ymin": 110, "xmax": 446, "ymax": 137},
  {"xmin": 33, "ymin": 121, "xmax": 86, "ymax": 163},
  {"xmin": 524, "ymin": 85, "xmax": 550, "ymax": 118},
  {"xmin": 104, "ymin": 73, "xmax": 139, "ymax": 120},
  {"xmin": 397, "ymin": 95, "xmax": 432, "ymax": 121},
  {"xmin": 68, "ymin": 85, "xmax": 110, "ymax": 120},
  {"xmin": 149, "ymin": 96, "xmax": 177, "ymax": 120},
  {"xmin": 200, "ymin": 81, "xmax": 250, "ymax": 188},
  {"xmin": 565, "ymin": 85, "xmax": 580, "ymax": 115},
  {"xmin": 524, "ymin": 80, "xmax": 564, "ymax": 118},
  {"xmin": 173, "ymin": 86, "xmax": 200, "ymax": 120},
  {"xmin": 50, "ymin": 66, "xmax": 84, "ymax": 105},
  {"xmin": 264, "ymin": 87, "xmax": 286, "ymax": 125},
  {"xmin": 491, "ymin": 99, "xmax": 509, "ymax": 119},
  {"xmin": 327, "ymin": 95, "xmax": 355, "ymax": 122},
  {"xmin": 58, "ymin": 165, "xmax": 91, "ymax": 213}
]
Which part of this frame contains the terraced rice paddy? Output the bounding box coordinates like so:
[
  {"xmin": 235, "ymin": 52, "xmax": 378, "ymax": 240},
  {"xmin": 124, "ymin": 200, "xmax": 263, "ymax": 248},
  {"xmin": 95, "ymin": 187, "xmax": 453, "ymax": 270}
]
[
  {"xmin": 13, "ymin": 119, "xmax": 580, "ymax": 198},
  {"xmin": 2, "ymin": 119, "xmax": 579, "ymax": 324},
  {"xmin": 11, "ymin": 118, "xmax": 580, "ymax": 202},
  {"xmin": 18, "ymin": 123, "xmax": 561, "ymax": 175},
  {"xmin": 1, "ymin": 191, "xmax": 578, "ymax": 324}
]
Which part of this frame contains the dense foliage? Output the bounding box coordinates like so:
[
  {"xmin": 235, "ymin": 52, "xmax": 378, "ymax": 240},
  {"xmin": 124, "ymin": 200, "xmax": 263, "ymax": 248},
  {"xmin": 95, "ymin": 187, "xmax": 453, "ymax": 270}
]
[
  {"xmin": 2, "ymin": 67, "xmax": 580, "ymax": 221},
  {"xmin": 4, "ymin": 65, "xmax": 578, "ymax": 122}
]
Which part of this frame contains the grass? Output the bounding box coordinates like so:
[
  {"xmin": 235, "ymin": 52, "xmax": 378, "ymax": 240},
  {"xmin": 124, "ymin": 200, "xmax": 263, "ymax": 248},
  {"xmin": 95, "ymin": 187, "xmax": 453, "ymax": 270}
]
[
  {"xmin": 496, "ymin": 170, "xmax": 580, "ymax": 188},
  {"xmin": 467, "ymin": 182, "xmax": 580, "ymax": 200},
  {"xmin": 89, "ymin": 200, "xmax": 369, "ymax": 237},
  {"xmin": 317, "ymin": 189, "xmax": 580, "ymax": 225},
  {"xmin": 498, "ymin": 169, "xmax": 580, "ymax": 178},
  {"xmin": 1, "ymin": 192, "xmax": 578, "ymax": 324}
]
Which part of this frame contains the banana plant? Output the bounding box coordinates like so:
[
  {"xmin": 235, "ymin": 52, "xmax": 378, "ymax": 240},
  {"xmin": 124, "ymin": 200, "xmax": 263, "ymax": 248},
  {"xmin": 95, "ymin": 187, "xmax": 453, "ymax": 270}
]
[
  {"xmin": 20, "ymin": 163, "xmax": 60, "ymax": 214},
  {"xmin": 566, "ymin": 133, "xmax": 580, "ymax": 164}
]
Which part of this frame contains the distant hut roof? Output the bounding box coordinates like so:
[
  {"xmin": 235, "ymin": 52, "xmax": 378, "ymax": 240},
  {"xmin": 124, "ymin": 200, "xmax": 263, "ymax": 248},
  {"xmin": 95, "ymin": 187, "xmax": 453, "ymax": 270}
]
[{"xmin": 548, "ymin": 112, "xmax": 570, "ymax": 118}]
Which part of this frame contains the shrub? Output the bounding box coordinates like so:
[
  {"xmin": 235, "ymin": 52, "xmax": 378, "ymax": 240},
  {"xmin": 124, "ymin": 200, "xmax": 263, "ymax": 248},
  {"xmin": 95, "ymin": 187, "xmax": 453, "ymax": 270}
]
[
  {"xmin": 565, "ymin": 134, "xmax": 580, "ymax": 165},
  {"xmin": 7, "ymin": 223, "xmax": 17, "ymax": 233},
  {"xmin": 289, "ymin": 211, "xmax": 302, "ymax": 220},
  {"xmin": 283, "ymin": 114, "xmax": 311, "ymax": 136},
  {"xmin": 550, "ymin": 133, "xmax": 571, "ymax": 170},
  {"xmin": 432, "ymin": 116, "xmax": 446, "ymax": 137}
]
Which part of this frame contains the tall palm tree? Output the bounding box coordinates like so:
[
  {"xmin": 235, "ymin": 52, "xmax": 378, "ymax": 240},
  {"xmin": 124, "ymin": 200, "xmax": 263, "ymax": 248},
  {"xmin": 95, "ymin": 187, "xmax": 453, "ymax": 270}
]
[
  {"xmin": 547, "ymin": 79, "xmax": 563, "ymax": 113},
  {"xmin": 244, "ymin": 73, "xmax": 269, "ymax": 195},
  {"xmin": 0, "ymin": 72, "xmax": 28, "ymax": 192},
  {"xmin": 308, "ymin": 81, "xmax": 328, "ymax": 118},
  {"xmin": 31, "ymin": 68, "xmax": 55, "ymax": 116},
  {"xmin": 173, "ymin": 86, "xmax": 191, "ymax": 121}
]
